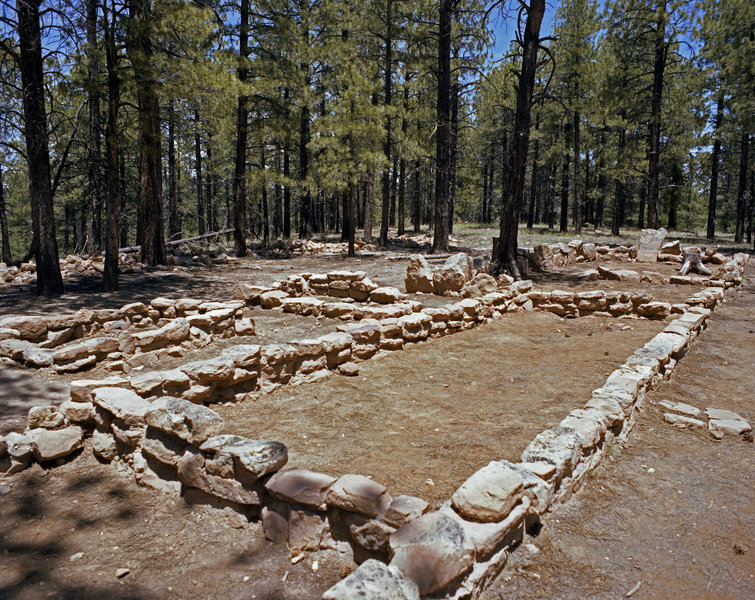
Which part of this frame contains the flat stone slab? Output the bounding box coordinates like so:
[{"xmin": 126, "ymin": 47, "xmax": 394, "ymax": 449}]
[
  {"xmin": 91, "ymin": 387, "xmax": 152, "ymax": 426},
  {"xmin": 389, "ymin": 511, "xmax": 474, "ymax": 595},
  {"xmin": 265, "ymin": 468, "xmax": 336, "ymax": 510},
  {"xmin": 144, "ymin": 396, "xmax": 224, "ymax": 445},
  {"xmin": 705, "ymin": 407, "xmax": 748, "ymax": 422},
  {"xmin": 322, "ymin": 559, "xmax": 420, "ymax": 600},
  {"xmin": 659, "ymin": 400, "xmax": 701, "ymax": 417},
  {"xmin": 663, "ymin": 413, "xmax": 705, "ymax": 429},
  {"xmin": 199, "ymin": 435, "xmax": 288, "ymax": 482},
  {"xmin": 451, "ymin": 461, "xmax": 524, "ymax": 523},
  {"xmin": 26, "ymin": 426, "xmax": 84, "ymax": 461},
  {"xmin": 327, "ymin": 474, "xmax": 392, "ymax": 518},
  {"xmin": 708, "ymin": 419, "xmax": 752, "ymax": 436}
]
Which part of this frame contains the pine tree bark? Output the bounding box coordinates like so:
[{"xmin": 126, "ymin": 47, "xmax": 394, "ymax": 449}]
[
  {"xmin": 412, "ymin": 159, "xmax": 421, "ymax": 232},
  {"xmin": 612, "ymin": 126, "xmax": 626, "ymax": 236},
  {"xmin": 735, "ymin": 132, "xmax": 749, "ymax": 243},
  {"xmin": 233, "ymin": 0, "xmax": 250, "ymax": 255},
  {"xmin": 0, "ymin": 164, "xmax": 11, "ymax": 263},
  {"xmin": 103, "ymin": 0, "xmax": 121, "ymax": 291},
  {"xmin": 432, "ymin": 0, "xmax": 453, "ymax": 253},
  {"xmin": 85, "ymin": 0, "xmax": 102, "ymax": 255},
  {"xmin": 448, "ymin": 77, "xmax": 459, "ymax": 233},
  {"xmin": 492, "ymin": 0, "xmax": 545, "ymax": 276},
  {"xmin": 481, "ymin": 162, "xmax": 488, "ymax": 223},
  {"xmin": 364, "ymin": 168, "xmax": 374, "ymax": 239},
  {"xmin": 167, "ymin": 100, "xmax": 180, "ymax": 239},
  {"xmin": 572, "ymin": 110, "xmax": 582, "ymax": 234},
  {"xmin": 379, "ymin": 0, "xmax": 393, "ymax": 247},
  {"xmin": 560, "ymin": 149, "xmax": 570, "ymax": 232},
  {"xmin": 646, "ymin": 3, "xmax": 667, "ymax": 230},
  {"xmin": 126, "ymin": 0, "xmax": 165, "ymax": 266},
  {"xmin": 706, "ymin": 92, "xmax": 724, "ymax": 240},
  {"xmin": 527, "ymin": 115, "xmax": 540, "ymax": 229},
  {"xmin": 17, "ymin": 0, "xmax": 64, "ymax": 295}
]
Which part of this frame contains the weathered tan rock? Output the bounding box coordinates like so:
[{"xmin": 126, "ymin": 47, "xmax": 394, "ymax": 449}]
[
  {"xmin": 70, "ymin": 376, "xmax": 127, "ymax": 402},
  {"xmin": 52, "ymin": 336, "xmax": 119, "ymax": 364},
  {"xmin": 638, "ymin": 228, "xmax": 667, "ymax": 262},
  {"xmin": 58, "ymin": 400, "xmax": 95, "ymax": 424},
  {"xmin": 177, "ymin": 447, "xmax": 265, "ymax": 505},
  {"xmin": 451, "ymin": 461, "xmax": 524, "ymax": 523},
  {"xmin": 265, "ymin": 468, "xmax": 336, "ymax": 510},
  {"xmin": 405, "ymin": 256, "xmax": 435, "ymax": 294},
  {"xmin": 705, "ymin": 408, "xmax": 751, "ymax": 436},
  {"xmin": 521, "ymin": 428, "xmax": 582, "ymax": 480},
  {"xmin": 26, "ymin": 426, "xmax": 83, "ymax": 461},
  {"xmin": 27, "ymin": 406, "xmax": 65, "ymax": 429},
  {"xmin": 199, "ymin": 435, "xmax": 288, "ymax": 482},
  {"xmin": 180, "ymin": 357, "xmax": 235, "ymax": 384},
  {"xmin": 433, "ymin": 253, "xmax": 473, "ymax": 295},
  {"xmin": 327, "ymin": 270, "xmax": 366, "ymax": 282},
  {"xmin": 576, "ymin": 269, "xmax": 600, "ymax": 281},
  {"xmin": 0, "ymin": 327, "xmax": 19, "ymax": 341},
  {"xmin": 327, "ymin": 474, "xmax": 392, "ymax": 517},
  {"xmin": 658, "ymin": 400, "xmax": 700, "ymax": 417},
  {"xmin": 259, "ymin": 290, "xmax": 289, "ymax": 308},
  {"xmin": 91, "ymin": 387, "xmax": 151, "ymax": 427},
  {"xmin": 663, "ymin": 413, "xmax": 705, "ymax": 428},
  {"xmin": 389, "ymin": 511, "xmax": 475, "ymax": 595},
  {"xmin": 370, "ymin": 287, "xmax": 406, "ymax": 304},
  {"xmin": 636, "ymin": 301, "xmax": 672, "ymax": 318},
  {"xmin": 322, "ymin": 559, "xmax": 420, "ymax": 600},
  {"xmin": 381, "ymin": 495, "xmax": 430, "ymax": 529},
  {"xmin": 141, "ymin": 426, "xmax": 189, "ymax": 466},
  {"xmin": 144, "ymin": 396, "xmax": 224, "ymax": 445},
  {"xmin": 0, "ymin": 315, "xmax": 47, "ymax": 341}
]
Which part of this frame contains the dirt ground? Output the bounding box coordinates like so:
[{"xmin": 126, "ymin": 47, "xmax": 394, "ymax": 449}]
[
  {"xmin": 481, "ymin": 267, "xmax": 755, "ymax": 600},
  {"xmin": 215, "ymin": 312, "xmax": 663, "ymax": 507}
]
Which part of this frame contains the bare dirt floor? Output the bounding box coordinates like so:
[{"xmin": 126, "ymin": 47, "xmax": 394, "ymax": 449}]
[
  {"xmin": 0, "ymin": 237, "xmax": 752, "ymax": 600},
  {"xmin": 214, "ymin": 312, "xmax": 663, "ymax": 507},
  {"xmin": 481, "ymin": 266, "xmax": 755, "ymax": 600}
]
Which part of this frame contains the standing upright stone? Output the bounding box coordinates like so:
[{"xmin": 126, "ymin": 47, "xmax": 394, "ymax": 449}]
[{"xmin": 638, "ymin": 228, "xmax": 667, "ymax": 262}]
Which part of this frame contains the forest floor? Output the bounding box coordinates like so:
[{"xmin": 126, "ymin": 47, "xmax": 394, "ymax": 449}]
[{"xmin": 0, "ymin": 227, "xmax": 752, "ymax": 599}]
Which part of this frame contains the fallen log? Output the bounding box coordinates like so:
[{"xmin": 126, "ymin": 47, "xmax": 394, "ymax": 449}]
[{"xmin": 119, "ymin": 228, "xmax": 235, "ymax": 254}]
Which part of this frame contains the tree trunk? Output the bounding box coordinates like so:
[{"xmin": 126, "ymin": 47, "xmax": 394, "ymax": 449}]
[
  {"xmin": 707, "ymin": 91, "xmax": 724, "ymax": 240},
  {"xmin": 412, "ymin": 160, "xmax": 421, "ymax": 232},
  {"xmin": 646, "ymin": 2, "xmax": 667, "ymax": 230},
  {"xmin": 85, "ymin": 0, "xmax": 102, "ymax": 255},
  {"xmin": 487, "ymin": 156, "xmax": 495, "ymax": 223},
  {"xmin": 432, "ymin": 0, "xmax": 453, "ymax": 253},
  {"xmin": 735, "ymin": 132, "xmax": 749, "ymax": 243},
  {"xmin": 167, "ymin": 100, "xmax": 180, "ymax": 239},
  {"xmin": 527, "ymin": 115, "xmax": 540, "ymax": 229},
  {"xmin": 448, "ymin": 76, "xmax": 459, "ymax": 233},
  {"xmin": 481, "ymin": 161, "xmax": 488, "ymax": 223},
  {"xmin": 378, "ymin": 0, "xmax": 393, "ymax": 247},
  {"xmin": 397, "ymin": 157, "xmax": 406, "ymax": 236},
  {"xmin": 572, "ymin": 109, "xmax": 582, "ymax": 234},
  {"xmin": 17, "ymin": 0, "xmax": 64, "ymax": 295},
  {"xmin": 596, "ymin": 138, "xmax": 606, "ymax": 227},
  {"xmin": 233, "ymin": 0, "xmax": 250, "ymax": 256},
  {"xmin": 364, "ymin": 168, "xmax": 374, "ymax": 239},
  {"xmin": 560, "ymin": 149, "xmax": 570, "ymax": 232},
  {"xmin": 493, "ymin": 0, "xmax": 545, "ymax": 277},
  {"xmin": 0, "ymin": 164, "xmax": 11, "ymax": 264},
  {"xmin": 126, "ymin": 0, "xmax": 165, "ymax": 266},
  {"xmin": 667, "ymin": 161, "xmax": 681, "ymax": 230},
  {"xmin": 103, "ymin": 0, "xmax": 120, "ymax": 291},
  {"xmin": 194, "ymin": 109, "xmax": 205, "ymax": 236},
  {"xmin": 638, "ymin": 185, "xmax": 646, "ymax": 229},
  {"xmin": 612, "ymin": 126, "xmax": 626, "ymax": 236}
]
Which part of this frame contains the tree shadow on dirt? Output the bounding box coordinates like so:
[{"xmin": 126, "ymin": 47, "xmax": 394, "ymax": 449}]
[
  {"xmin": 0, "ymin": 470, "xmax": 158, "ymax": 600},
  {"xmin": 0, "ymin": 367, "xmax": 69, "ymax": 433}
]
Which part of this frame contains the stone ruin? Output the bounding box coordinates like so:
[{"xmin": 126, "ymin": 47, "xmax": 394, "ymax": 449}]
[{"xmin": 0, "ymin": 244, "xmax": 751, "ymax": 600}]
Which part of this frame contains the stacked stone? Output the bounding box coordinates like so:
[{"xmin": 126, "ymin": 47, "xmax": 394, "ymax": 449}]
[
  {"xmin": 0, "ymin": 297, "xmax": 253, "ymax": 373},
  {"xmin": 0, "ymin": 253, "xmax": 145, "ymax": 286},
  {"xmin": 528, "ymin": 288, "xmax": 674, "ymax": 319}
]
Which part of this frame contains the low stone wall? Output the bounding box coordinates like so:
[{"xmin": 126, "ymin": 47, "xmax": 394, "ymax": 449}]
[
  {"xmin": 1, "ymin": 252, "xmax": 749, "ymax": 600},
  {"xmin": 0, "ymin": 297, "xmax": 255, "ymax": 373}
]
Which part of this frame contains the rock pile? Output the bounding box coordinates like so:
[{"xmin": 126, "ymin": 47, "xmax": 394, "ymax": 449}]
[
  {"xmin": 0, "ymin": 253, "xmax": 146, "ymax": 286},
  {"xmin": 0, "ymin": 297, "xmax": 254, "ymax": 373}
]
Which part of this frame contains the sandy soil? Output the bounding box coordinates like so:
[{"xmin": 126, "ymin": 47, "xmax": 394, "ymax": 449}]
[{"xmin": 215, "ymin": 312, "xmax": 663, "ymax": 507}]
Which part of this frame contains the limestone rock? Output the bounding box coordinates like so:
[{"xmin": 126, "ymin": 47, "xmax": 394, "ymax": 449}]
[
  {"xmin": 26, "ymin": 426, "xmax": 83, "ymax": 461},
  {"xmin": 27, "ymin": 406, "xmax": 65, "ymax": 429},
  {"xmin": 382, "ymin": 495, "xmax": 430, "ymax": 529},
  {"xmin": 405, "ymin": 256, "xmax": 434, "ymax": 294},
  {"xmin": 259, "ymin": 290, "xmax": 289, "ymax": 308},
  {"xmin": 636, "ymin": 301, "xmax": 672, "ymax": 318},
  {"xmin": 521, "ymin": 428, "xmax": 582, "ymax": 480},
  {"xmin": 70, "ymin": 376, "xmax": 128, "ymax": 402},
  {"xmin": 462, "ymin": 273, "xmax": 498, "ymax": 298},
  {"xmin": 180, "ymin": 357, "xmax": 235, "ymax": 384},
  {"xmin": 199, "ymin": 435, "xmax": 288, "ymax": 482},
  {"xmin": 144, "ymin": 396, "xmax": 224, "ymax": 445},
  {"xmin": 338, "ymin": 362, "xmax": 359, "ymax": 376},
  {"xmin": 451, "ymin": 461, "xmax": 524, "ymax": 523},
  {"xmin": 177, "ymin": 447, "xmax": 265, "ymax": 505},
  {"xmin": 5, "ymin": 432, "xmax": 33, "ymax": 462},
  {"xmin": 265, "ymin": 468, "xmax": 336, "ymax": 510},
  {"xmin": 658, "ymin": 400, "xmax": 700, "ymax": 417},
  {"xmin": 705, "ymin": 408, "xmax": 751, "ymax": 436},
  {"xmin": 638, "ymin": 228, "xmax": 667, "ymax": 262},
  {"xmin": 92, "ymin": 429, "xmax": 117, "ymax": 461},
  {"xmin": 0, "ymin": 315, "xmax": 47, "ymax": 341},
  {"xmin": 234, "ymin": 317, "xmax": 256, "ymax": 336},
  {"xmin": 663, "ymin": 413, "xmax": 705, "ymax": 429},
  {"xmin": 322, "ymin": 559, "xmax": 420, "ymax": 600},
  {"xmin": 327, "ymin": 474, "xmax": 392, "ymax": 517},
  {"xmin": 59, "ymin": 400, "xmax": 95, "ymax": 424},
  {"xmin": 91, "ymin": 387, "xmax": 151, "ymax": 427},
  {"xmin": 389, "ymin": 511, "xmax": 474, "ymax": 595},
  {"xmin": 433, "ymin": 253, "xmax": 473, "ymax": 295},
  {"xmin": 370, "ymin": 287, "xmax": 406, "ymax": 304}
]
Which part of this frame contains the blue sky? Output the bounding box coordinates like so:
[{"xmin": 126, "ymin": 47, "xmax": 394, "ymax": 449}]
[{"xmin": 490, "ymin": 0, "xmax": 558, "ymax": 58}]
